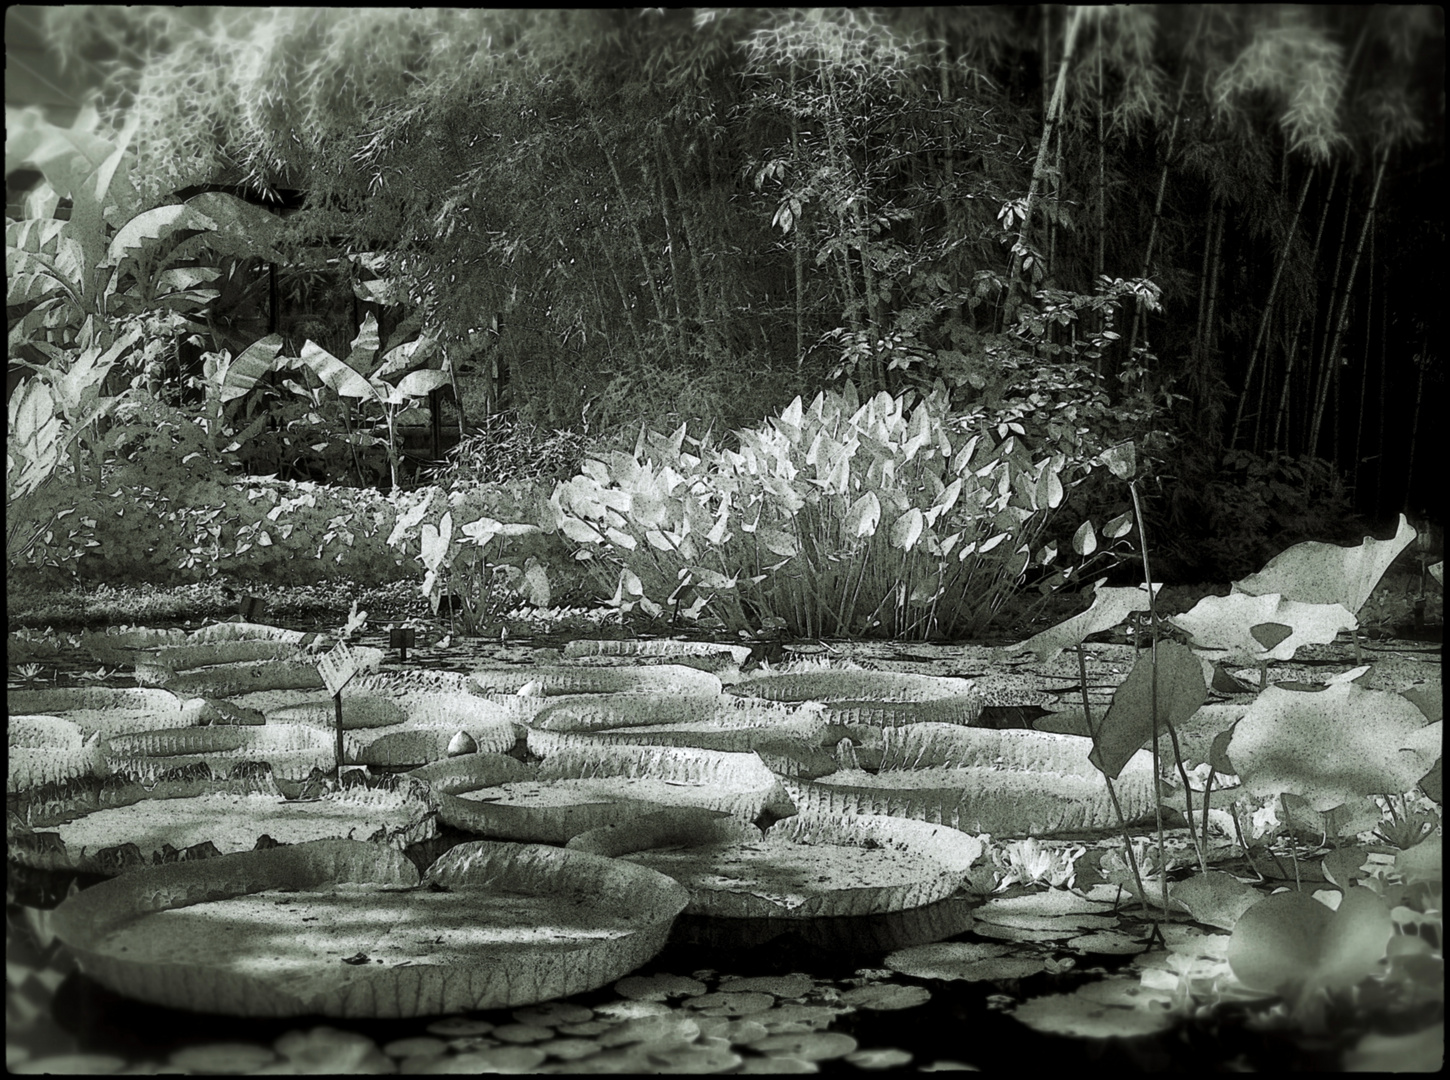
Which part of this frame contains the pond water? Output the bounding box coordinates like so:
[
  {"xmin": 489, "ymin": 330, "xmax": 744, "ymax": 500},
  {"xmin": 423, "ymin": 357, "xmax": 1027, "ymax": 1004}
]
[{"xmin": 6, "ymin": 626, "xmax": 1442, "ymax": 1073}]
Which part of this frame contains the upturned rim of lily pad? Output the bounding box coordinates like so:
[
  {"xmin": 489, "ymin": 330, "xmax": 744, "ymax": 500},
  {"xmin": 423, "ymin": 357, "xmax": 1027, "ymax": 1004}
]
[{"xmin": 48, "ymin": 838, "xmax": 690, "ymax": 1018}]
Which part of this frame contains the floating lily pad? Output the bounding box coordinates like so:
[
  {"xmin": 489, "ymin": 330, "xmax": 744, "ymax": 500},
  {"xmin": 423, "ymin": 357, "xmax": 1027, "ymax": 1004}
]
[
  {"xmin": 133, "ymin": 640, "xmax": 310, "ymax": 685},
  {"xmin": 48, "ymin": 838, "xmax": 689, "ymax": 1017},
  {"xmin": 11, "ymin": 781, "xmax": 437, "ymax": 874},
  {"xmin": 572, "ymin": 809, "xmax": 980, "ymax": 919},
  {"xmin": 732, "ymin": 670, "xmax": 978, "ymax": 706},
  {"xmin": 9, "ymin": 728, "xmax": 106, "ymax": 793},
  {"xmin": 563, "ymin": 639, "xmax": 753, "ymax": 664},
  {"xmin": 104, "ymin": 722, "xmax": 337, "ymax": 782},
  {"xmin": 266, "ymin": 695, "xmax": 408, "ymax": 730},
  {"xmin": 884, "ymin": 941, "xmax": 1048, "ymax": 982},
  {"xmin": 468, "ymin": 664, "xmax": 723, "ymax": 696},
  {"xmin": 7, "ymin": 686, "xmax": 182, "ymax": 717},
  {"xmin": 780, "ymin": 723, "xmax": 1160, "ymax": 837},
  {"xmin": 1011, "ymin": 987, "xmax": 1175, "ymax": 1038},
  {"xmin": 407, "ymin": 753, "xmax": 535, "ymax": 795}
]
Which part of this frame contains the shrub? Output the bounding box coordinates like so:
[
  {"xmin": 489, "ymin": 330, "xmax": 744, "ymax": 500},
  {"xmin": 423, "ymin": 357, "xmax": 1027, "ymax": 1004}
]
[
  {"xmin": 546, "ymin": 383, "xmax": 1132, "ymax": 639},
  {"xmin": 425, "ymin": 412, "xmax": 588, "ymax": 488},
  {"xmin": 1156, "ymin": 449, "xmax": 1365, "ymax": 583}
]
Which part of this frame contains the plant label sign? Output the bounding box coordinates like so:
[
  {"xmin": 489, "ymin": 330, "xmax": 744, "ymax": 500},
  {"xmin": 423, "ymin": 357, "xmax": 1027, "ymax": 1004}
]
[{"xmin": 318, "ymin": 642, "xmax": 363, "ymax": 697}]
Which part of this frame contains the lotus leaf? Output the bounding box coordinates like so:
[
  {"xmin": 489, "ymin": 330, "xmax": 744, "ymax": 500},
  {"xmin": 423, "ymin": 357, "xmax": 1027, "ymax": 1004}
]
[
  {"xmin": 1232, "ymin": 515, "xmax": 1416, "ymax": 614},
  {"xmin": 1229, "ymin": 682, "xmax": 1442, "ymax": 810},
  {"xmin": 1170, "ymin": 592, "xmax": 1356, "ymax": 662}
]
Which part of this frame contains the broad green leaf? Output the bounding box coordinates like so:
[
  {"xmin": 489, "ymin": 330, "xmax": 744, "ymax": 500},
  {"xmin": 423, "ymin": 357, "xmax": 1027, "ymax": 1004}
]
[
  {"xmin": 1101, "ymin": 442, "xmax": 1136, "ymax": 480},
  {"xmin": 346, "ymin": 313, "xmax": 382, "ymax": 375},
  {"xmin": 1010, "ymin": 583, "xmax": 1156, "ymax": 664},
  {"xmin": 1171, "ymin": 592, "xmax": 1357, "ymax": 662},
  {"xmin": 757, "ymin": 526, "xmax": 799, "ymax": 558},
  {"xmin": 1089, "ymin": 641, "xmax": 1206, "ymax": 779},
  {"xmin": 104, "ymin": 203, "xmax": 217, "ymax": 268},
  {"xmin": 1228, "ymin": 888, "xmax": 1393, "ymax": 1001},
  {"xmin": 182, "ymin": 191, "xmax": 284, "ymax": 261},
  {"xmin": 393, "ymin": 369, "xmax": 452, "ymax": 400},
  {"xmin": 1229, "ymin": 682, "xmax": 1441, "ymax": 811},
  {"xmin": 560, "ymin": 518, "xmax": 604, "ymax": 544},
  {"xmin": 889, "ymin": 508, "xmax": 924, "ymax": 551},
  {"xmin": 217, "ymin": 335, "xmax": 285, "ymax": 404},
  {"xmin": 375, "ymin": 337, "xmax": 441, "ymax": 381},
  {"xmin": 1071, "ymin": 520, "xmax": 1097, "ymax": 557},
  {"xmin": 1232, "ymin": 515, "xmax": 1417, "ymax": 615},
  {"xmin": 978, "ymin": 532, "xmax": 1008, "ymax": 554},
  {"xmin": 298, "ymin": 340, "xmax": 377, "ymax": 401},
  {"xmin": 844, "ymin": 491, "xmax": 881, "ymax": 539},
  {"xmin": 519, "ymin": 560, "xmax": 551, "ymax": 607},
  {"xmin": 1103, "ymin": 510, "xmax": 1134, "ymax": 539}
]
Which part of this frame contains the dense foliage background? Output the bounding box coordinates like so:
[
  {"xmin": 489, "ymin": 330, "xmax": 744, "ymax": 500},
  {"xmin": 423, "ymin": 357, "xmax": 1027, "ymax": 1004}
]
[{"xmin": 7, "ymin": 6, "xmax": 1445, "ymax": 596}]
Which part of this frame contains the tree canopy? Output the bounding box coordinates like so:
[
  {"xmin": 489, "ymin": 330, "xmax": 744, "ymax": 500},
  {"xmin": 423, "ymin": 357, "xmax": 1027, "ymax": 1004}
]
[{"xmin": 22, "ymin": 6, "xmax": 1447, "ymax": 519}]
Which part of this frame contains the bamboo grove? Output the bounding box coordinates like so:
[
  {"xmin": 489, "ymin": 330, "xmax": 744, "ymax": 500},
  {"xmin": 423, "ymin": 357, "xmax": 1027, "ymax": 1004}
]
[{"xmin": 29, "ymin": 6, "xmax": 1446, "ymax": 523}]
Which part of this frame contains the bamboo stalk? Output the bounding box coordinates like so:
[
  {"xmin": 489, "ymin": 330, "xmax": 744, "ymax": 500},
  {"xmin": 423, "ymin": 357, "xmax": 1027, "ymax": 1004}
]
[
  {"xmin": 1004, "ymin": 5, "xmax": 1084, "ymax": 328},
  {"xmin": 1231, "ymin": 165, "xmax": 1314, "ymax": 449},
  {"xmin": 1126, "ymin": 7, "xmax": 1206, "ymax": 360},
  {"xmin": 1308, "ymin": 151, "xmax": 1387, "ymax": 455},
  {"xmin": 1350, "ymin": 215, "xmax": 1374, "ymax": 495},
  {"xmin": 654, "ymin": 139, "xmax": 686, "ymax": 336},
  {"xmin": 586, "ymin": 112, "xmax": 671, "ymax": 342},
  {"xmin": 1271, "ymin": 163, "xmax": 1340, "ymax": 452}
]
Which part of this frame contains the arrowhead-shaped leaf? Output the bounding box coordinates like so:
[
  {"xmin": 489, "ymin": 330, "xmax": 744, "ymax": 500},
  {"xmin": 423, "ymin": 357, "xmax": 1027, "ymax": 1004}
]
[
  {"xmin": 844, "ymin": 492, "xmax": 881, "ymax": 539},
  {"xmin": 889, "ymin": 508, "xmax": 924, "ymax": 551}
]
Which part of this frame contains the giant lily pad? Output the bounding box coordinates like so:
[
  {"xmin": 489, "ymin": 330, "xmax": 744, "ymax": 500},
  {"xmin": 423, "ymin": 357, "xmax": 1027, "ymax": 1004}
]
[
  {"xmin": 564, "ymin": 639, "xmax": 753, "ymax": 664},
  {"xmin": 569, "ymin": 808, "xmax": 981, "ymax": 919},
  {"xmin": 133, "ymin": 640, "xmax": 311, "ymax": 685},
  {"xmin": 1170, "ymin": 593, "xmax": 1356, "ymax": 663},
  {"xmin": 10, "ymin": 779, "xmax": 437, "ymax": 874},
  {"xmin": 778, "ymin": 723, "xmax": 1161, "ymax": 837},
  {"xmin": 9, "ymin": 718, "xmax": 106, "ymax": 793},
  {"xmin": 531, "ymin": 695, "xmax": 829, "ymax": 752},
  {"xmin": 47, "ymin": 838, "xmax": 689, "ymax": 1017},
  {"xmin": 468, "ymin": 664, "xmax": 722, "ymax": 696},
  {"xmin": 442, "ymin": 739, "xmax": 789, "ymax": 843},
  {"xmin": 1232, "ymin": 514, "xmax": 1416, "ymax": 614},
  {"xmin": 103, "ymin": 722, "xmax": 336, "ymax": 782},
  {"xmin": 732, "ymin": 670, "xmax": 977, "ymax": 704},
  {"xmin": 1228, "ymin": 682, "xmax": 1442, "ymax": 811}
]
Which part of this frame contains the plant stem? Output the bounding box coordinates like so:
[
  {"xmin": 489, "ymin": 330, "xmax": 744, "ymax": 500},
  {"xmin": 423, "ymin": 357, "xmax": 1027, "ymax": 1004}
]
[
  {"xmin": 1129, "ymin": 478, "xmax": 1169, "ymax": 916},
  {"xmin": 1079, "ymin": 643, "xmax": 1153, "ymax": 918}
]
